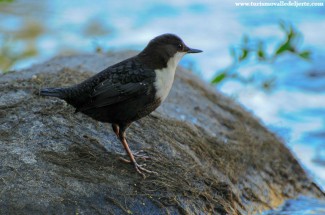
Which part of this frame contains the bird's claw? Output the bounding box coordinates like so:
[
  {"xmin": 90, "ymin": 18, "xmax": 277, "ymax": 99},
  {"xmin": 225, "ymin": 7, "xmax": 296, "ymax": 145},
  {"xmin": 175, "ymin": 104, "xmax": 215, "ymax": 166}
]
[
  {"xmin": 118, "ymin": 150, "xmax": 158, "ymax": 178},
  {"xmin": 119, "ymin": 157, "xmax": 132, "ymax": 163},
  {"xmin": 134, "ymin": 150, "xmax": 151, "ymax": 160},
  {"xmin": 134, "ymin": 162, "xmax": 158, "ymax": 178},
  {"xmin": 119, "ymin": 150, "xmax": 151, "ymax": 163}
]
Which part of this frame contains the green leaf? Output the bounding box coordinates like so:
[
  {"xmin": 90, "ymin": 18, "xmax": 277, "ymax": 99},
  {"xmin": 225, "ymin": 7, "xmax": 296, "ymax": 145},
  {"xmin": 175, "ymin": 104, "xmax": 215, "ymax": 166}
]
[
  {"xmin": 275, "ymin": 40, "xmax": 292, "ymax": 55},
  {"xmin": 239, "ymin": 49, "xmax": 248, "ymax": 62},
  {"xmin": 238, "ymin": 35, "xmax": 250, "ymax": 62},
  {"xmin": 299, "ymin": 50, "xmax": 311, "ymax": 60},
  {"xmin": 258, "ymin": 50, "xmax": 265, "ymax": 60},
  {"xmin": 275, "ymin": 22, "xmax": 299, "ymax": 57},
  {"xmin": 287, "ymin": 26, "xmax": 295, "ymax": 40},
  {"xmin": 257, "ymin": 41, "xmax": 266, "ymax": 61},
  {"xmin": 211, "ymin": 72, "xmax": 227, "ymax": 84}
]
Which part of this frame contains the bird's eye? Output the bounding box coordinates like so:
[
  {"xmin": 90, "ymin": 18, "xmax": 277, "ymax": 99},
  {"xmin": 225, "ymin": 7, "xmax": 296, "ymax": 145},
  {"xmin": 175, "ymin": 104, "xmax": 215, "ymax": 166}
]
[{"xmin": 178, "ymin": 43, "xmax": 183, "ymax": 50}]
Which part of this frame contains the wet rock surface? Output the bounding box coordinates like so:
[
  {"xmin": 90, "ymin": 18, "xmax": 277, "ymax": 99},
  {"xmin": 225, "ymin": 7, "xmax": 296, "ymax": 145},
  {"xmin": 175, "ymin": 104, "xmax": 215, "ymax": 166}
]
[{"xmin": 0, "ymin": 53, "xmax": 324, "ymax": 214}]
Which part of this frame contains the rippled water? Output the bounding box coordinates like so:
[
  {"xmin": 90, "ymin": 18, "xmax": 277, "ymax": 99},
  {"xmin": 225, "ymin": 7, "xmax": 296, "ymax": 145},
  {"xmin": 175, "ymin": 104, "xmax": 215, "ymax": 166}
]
[{"xmin": 1, "ymin": 0, "xmax": 324, "ymax": 212}]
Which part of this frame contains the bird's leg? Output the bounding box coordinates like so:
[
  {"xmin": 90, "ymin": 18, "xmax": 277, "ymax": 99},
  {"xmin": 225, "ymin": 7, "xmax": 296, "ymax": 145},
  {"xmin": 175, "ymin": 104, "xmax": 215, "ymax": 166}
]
[
  {"xmin": 112, "ymin": 124, "xmax": 119, "ymax": 137},
  {"xmin": 113, "ymin": 124, "xmax": 150, "ymax": 162},
  {"xmin": 118, "ymin": 124, "xmax": 157, "ymax": 178}
]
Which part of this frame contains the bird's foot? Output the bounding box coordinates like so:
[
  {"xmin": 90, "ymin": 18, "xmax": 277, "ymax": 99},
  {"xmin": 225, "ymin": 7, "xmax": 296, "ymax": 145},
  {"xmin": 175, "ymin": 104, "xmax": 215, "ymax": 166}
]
[
  {"xmin": 119, "ymin": 151, "xmax": 157, "ymax": 178},
  {"xmin": 133, "ymin": 162, "xmax": 158, "ymax": 178},
  {"xmin": 119, "ymin": 150, "xmax": 150, "ymax": 163}
]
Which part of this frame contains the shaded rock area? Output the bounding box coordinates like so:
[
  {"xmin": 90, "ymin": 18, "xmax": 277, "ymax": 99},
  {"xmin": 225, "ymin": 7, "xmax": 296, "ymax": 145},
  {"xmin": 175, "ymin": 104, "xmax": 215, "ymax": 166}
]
[{"xmin": 0, "ymin": 53, "xmax": 324, "ymax": 215}]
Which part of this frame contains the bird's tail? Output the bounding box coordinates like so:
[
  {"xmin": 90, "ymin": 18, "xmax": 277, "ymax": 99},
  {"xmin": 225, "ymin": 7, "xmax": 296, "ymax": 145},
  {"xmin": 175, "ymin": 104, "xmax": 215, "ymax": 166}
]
[{"xmin": 39, "ymin": 88, "xmax": 66, "ymax": 99}]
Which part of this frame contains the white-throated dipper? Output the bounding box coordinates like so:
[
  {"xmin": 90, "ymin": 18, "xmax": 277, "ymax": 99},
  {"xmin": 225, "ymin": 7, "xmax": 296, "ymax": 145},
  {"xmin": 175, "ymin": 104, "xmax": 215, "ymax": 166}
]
[{"xmin": 40, "ymin": 33, "xmax": 202, "ymax": 177}]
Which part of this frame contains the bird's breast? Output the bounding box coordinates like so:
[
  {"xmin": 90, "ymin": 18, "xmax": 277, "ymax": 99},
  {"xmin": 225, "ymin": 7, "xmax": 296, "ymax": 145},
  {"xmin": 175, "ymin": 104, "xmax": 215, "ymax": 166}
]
[
  {"xmin": 154, "ymin": 66, "xmax": 176, "ymax": 102},
  {"xmin": 153, "ymin": 52, "xmax": 184, "ymax": 102}
]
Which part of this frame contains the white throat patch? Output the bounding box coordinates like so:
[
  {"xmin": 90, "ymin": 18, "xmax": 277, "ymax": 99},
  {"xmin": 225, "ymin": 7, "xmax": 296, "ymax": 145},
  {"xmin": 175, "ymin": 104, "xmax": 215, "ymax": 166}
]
[{"xmin": 154, "ymin": 52, "xmax": 185, "ymax": 102}]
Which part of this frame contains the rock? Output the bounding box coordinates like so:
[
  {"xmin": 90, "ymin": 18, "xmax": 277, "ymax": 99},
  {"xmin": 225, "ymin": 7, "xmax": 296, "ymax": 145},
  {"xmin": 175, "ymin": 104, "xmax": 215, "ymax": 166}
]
[{"xmin": 0, "ymin": 53, "xmax": 324, "ymax": 214}]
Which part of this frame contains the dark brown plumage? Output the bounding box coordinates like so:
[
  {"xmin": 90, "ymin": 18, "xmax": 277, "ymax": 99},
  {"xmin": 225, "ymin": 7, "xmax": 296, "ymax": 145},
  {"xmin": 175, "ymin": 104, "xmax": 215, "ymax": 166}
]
[{"xmin": 40, "ymin": 33, "xmax": 202, "ymax": 177}]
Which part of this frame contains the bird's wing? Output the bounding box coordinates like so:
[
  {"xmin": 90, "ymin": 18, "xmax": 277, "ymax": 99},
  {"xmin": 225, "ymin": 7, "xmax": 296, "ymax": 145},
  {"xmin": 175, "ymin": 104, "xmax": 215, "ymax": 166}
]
[{"xmin": 77, "ymin": 64, "xmax": 155, "ymax": 111}]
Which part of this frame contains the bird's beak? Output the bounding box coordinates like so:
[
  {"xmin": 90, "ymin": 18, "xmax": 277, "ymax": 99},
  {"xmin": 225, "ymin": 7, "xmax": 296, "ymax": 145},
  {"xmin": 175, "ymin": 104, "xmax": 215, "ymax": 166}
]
[{"xmin": 185, "ymin": 46, "xmax": 203, "ymax": 54}]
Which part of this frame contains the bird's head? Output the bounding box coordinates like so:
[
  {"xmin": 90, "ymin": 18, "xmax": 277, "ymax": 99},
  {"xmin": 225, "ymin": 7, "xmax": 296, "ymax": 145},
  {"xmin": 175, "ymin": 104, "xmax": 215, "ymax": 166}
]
[{"xmin": 139, "ymin": 34, "xmax": 202, "ymax": 69}]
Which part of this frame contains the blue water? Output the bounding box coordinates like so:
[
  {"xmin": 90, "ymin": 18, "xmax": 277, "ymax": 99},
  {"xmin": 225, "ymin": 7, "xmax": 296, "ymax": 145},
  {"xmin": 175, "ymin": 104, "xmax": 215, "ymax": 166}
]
[
  {"xmin": 263, "ymin": 196, "xmax": 325, "ymax": 215},
  {"xmin": 1, "ymin": 0, "xmax": 325, "ymax": 211}
]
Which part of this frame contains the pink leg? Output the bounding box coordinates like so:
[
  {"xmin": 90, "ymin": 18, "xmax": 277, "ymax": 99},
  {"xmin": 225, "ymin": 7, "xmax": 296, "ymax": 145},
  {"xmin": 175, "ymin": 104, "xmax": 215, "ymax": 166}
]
[{"xmin": 117, "ymin": 123, "xmax": 158, "ymax": 178}]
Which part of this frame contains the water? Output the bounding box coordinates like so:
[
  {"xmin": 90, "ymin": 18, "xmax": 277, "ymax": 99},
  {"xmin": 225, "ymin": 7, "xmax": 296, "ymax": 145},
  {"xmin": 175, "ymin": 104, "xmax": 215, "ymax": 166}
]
[
  {"xmin": 262, "ymin": 196, "xmax": 325, "ymax": 215},
  {"xmin": 1, "ymin": 0, "xmax": 325, "ymax": 212}
]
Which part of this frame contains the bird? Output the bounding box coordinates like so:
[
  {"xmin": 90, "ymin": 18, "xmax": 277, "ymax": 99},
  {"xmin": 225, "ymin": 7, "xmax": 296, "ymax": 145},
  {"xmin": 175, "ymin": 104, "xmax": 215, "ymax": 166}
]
[{"xmin": 40, "ymin": 33, "xmax": 202, "ymax": 177}]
